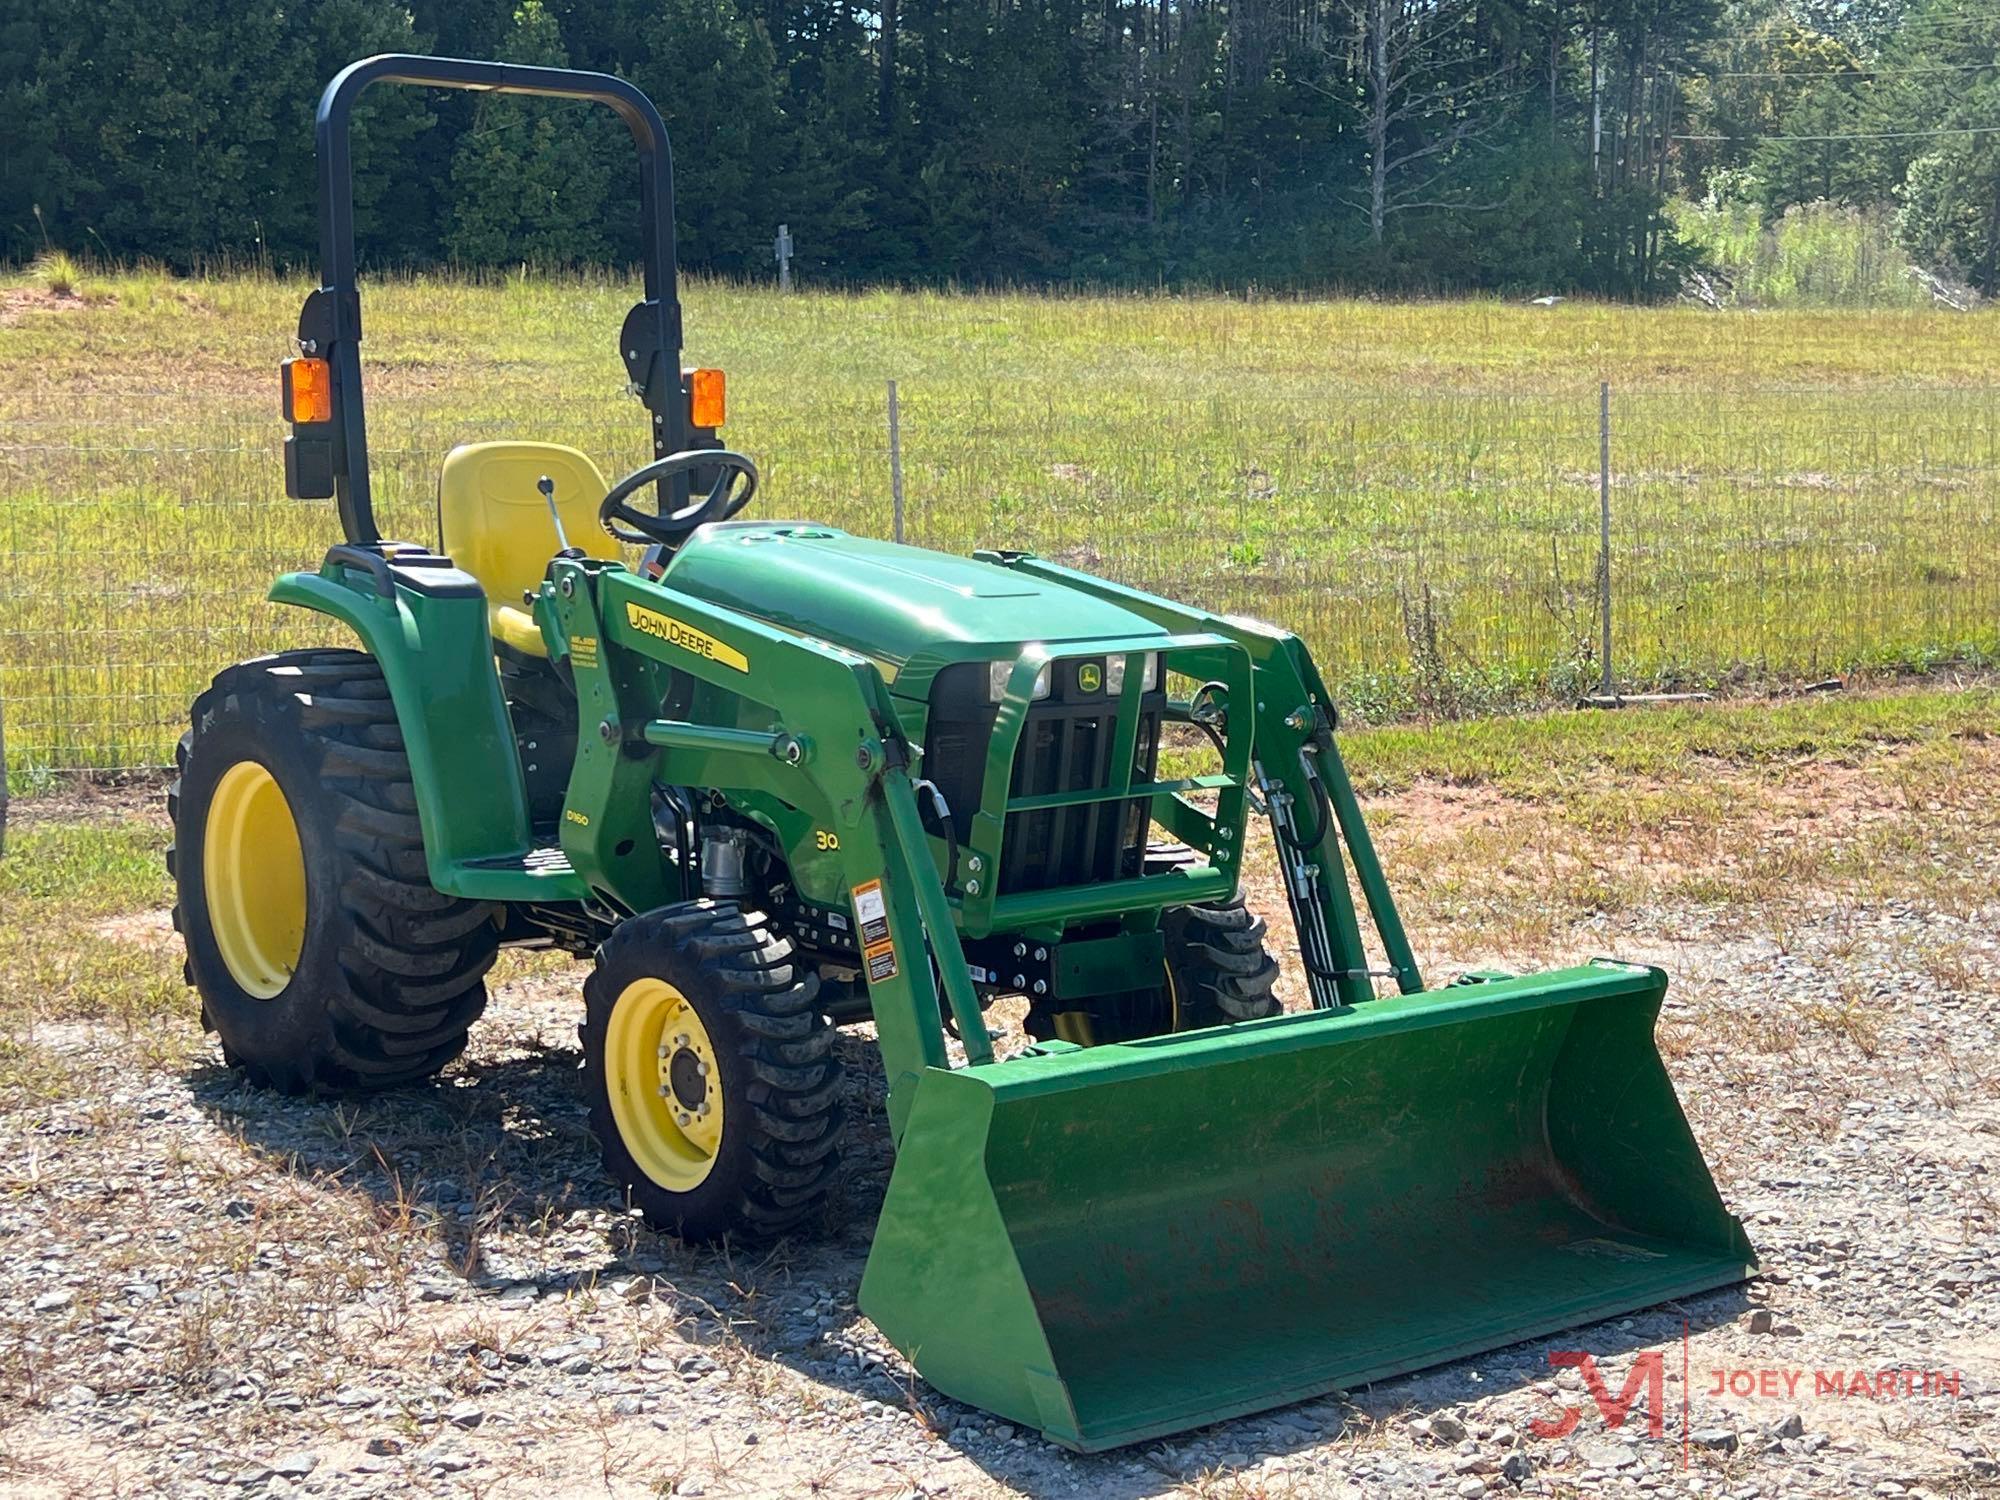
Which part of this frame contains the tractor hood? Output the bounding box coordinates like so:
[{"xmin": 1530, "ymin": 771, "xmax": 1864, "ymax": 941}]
[{"xmin": 660, "ymin": 524, "xmax": 1169, "ymax": 690}]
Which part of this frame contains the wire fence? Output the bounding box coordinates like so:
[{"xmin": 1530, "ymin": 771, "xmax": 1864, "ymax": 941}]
[{"xmin": 2, "ymin": 381, "xmax": 1996, "ymax": 774}]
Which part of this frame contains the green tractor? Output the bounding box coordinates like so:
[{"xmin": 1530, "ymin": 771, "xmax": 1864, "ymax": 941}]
[{"xmin": 171, "ymin": 55, "xmax": 1754, "ymax": 1452}]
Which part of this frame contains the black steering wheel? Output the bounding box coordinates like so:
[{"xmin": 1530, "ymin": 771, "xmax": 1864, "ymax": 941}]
[{"xmin": 599, "ymin": 448, "xmax": 759, "ymax": 547}]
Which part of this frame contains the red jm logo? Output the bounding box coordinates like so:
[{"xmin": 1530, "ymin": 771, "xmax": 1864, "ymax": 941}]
[{"xmin": 1529, "ymin": 1351, "xmax": 1666, "ymax": 1441}]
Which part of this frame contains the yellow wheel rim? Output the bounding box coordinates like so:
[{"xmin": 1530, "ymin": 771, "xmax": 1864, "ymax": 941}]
[
  {"xmin": 604, "ymin": 978, "xmax": 725, "ymax": 1192},
  {"xmin": 1051, "ymin": 963, "xmax": 1181, "ymax": 1046},
  {"xmin": 203, "ymin": 760, "xmax": 307, "ymax": 1000}
]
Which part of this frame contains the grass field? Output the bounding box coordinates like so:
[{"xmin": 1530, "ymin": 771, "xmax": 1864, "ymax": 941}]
[{"xmin": 3, "ymin": 267, "xmax": 1998, "ymax": 772}]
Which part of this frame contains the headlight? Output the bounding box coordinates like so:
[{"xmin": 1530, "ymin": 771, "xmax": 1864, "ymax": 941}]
[
  {"xmin": 988, "ymin": 658, "xmax": 1052, "ymax": 702},
  {"xmin": 1104, "ymin": 652, "xmax": 1159, "ymax": 695}
]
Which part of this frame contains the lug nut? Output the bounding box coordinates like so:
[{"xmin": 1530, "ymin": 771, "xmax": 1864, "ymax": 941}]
[
  {"xmin": 1013, "ymin": 942, "xmax": 1027, "ymax": 958},
  {"xmin": 677, "ymin": 1112, "xmax": 691, "ymax": 1126},
  {"xmin": 695, "ymin": 1061, "xmax": 709, "ymax": 1077}
]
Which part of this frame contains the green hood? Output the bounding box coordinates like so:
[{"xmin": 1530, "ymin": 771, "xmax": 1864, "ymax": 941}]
[{"xmin": 661, "ymin": 524, "xmax": 1169, "ymax": 692}]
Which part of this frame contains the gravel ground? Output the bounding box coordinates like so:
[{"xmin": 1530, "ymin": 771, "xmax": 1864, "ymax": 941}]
[{"xmin": 2, "ymin": 805, "xmax": 1996, "ymax": 1497}]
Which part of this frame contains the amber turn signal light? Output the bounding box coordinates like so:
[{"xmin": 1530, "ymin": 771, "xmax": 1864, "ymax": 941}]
[
  {"xmin": 282, "ymin": 357, "xmax": 332, "ymax": 425},
  {"xmin": 688, "ymin": 367, "xmax": 725, "ymax": 429}
]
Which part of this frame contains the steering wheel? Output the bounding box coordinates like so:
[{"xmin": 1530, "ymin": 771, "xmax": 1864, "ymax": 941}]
[{"xmin": 599, "ymin": 448, "xmax": 759, "ymax": 547}]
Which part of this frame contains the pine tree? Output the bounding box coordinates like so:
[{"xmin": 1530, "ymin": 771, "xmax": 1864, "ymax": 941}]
[{"xmin": 446, "ymin": 0, "xmax": 615, "ymax": 268}]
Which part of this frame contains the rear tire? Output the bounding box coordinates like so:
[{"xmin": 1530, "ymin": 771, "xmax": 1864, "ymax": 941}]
[
  {"xmin": 169, "ymin": 649, "xmax": 498, "ymax": 1092},
  {"xmin": 581, "ymin": 901, "xmax": 843, "ymax": 1241}
]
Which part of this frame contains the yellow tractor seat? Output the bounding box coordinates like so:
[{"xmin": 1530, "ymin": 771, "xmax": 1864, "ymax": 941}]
[{"xmin": 438, "ymin": 442, "xmax": 619, "ymax": 656}]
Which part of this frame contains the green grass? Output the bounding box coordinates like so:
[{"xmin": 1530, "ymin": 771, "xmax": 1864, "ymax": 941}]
[
  {"xmin": 6, "ymin": 683, "xmax": 1989, "ymax": 1016},
  {"xmin": 1670, "ymin": 199, "xmax": 1935, "ymax": 309},
  {"xmin": 0, "ymin": 817, "xmax": 164, "ymax": 905},
  {"xmin": 0, "ymin": 812, "xmax": 185, "ymax": 1036},
  {"xmin": 1343, "ymin": 682, "xmax": 2000, "ymax": 795},
  {"xmin": 2, "ymin": 268, "xmax": 1997, "ymax": 769}
]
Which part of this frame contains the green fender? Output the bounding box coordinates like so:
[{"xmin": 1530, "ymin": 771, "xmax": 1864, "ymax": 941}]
[{"xmin": 269, "ymin": 567, "xmax": 540, "ymax": 898}]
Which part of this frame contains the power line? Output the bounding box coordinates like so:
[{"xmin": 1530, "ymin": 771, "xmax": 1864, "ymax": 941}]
[
  {"xmin": 1878, "ymin": 7, "xmax": 2000, "ymax": 26},
  {"xmin": 1708, "ymin": 61, "xmax": 2000, "ymax": 79},
  {"xmin": 1672, "ymin": 123, "xmax": 2000, "ymax": 141},
  {"xmin": 1701, "ymin": 9, "xmax": 2000, "ymax": 40}
]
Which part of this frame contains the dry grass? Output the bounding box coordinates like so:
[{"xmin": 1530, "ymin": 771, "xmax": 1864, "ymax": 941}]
[{"xmin": 2, "ymin": 269, "xmax": 1998, "ymax": 772}]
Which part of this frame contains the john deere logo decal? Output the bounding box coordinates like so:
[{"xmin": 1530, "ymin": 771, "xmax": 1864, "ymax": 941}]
[
  {"xmin": 625, "ymin": 603, "xmax": 749, "ymax": 673},
  {"xmin": 1078, "ymin": 662, "xmax": 1103, "ymax": 693}
]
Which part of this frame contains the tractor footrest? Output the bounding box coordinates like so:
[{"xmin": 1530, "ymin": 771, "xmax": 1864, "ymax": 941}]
[
  {"xmin": 448, "ymin": 846, "xmax": 584, "ymax": 903},
  {"xmin": 464, "ymin": 846, "xmax": 574, "ymax": 875}
]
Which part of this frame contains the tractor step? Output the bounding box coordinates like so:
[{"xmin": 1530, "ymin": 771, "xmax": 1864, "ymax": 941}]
[
  {"xmin": 463, "ymin": 846, "xmax": 574, "ymax": 873},
  {"xmin": 448, "ymin": 846, "xmax": 586, "ymax": 903}
]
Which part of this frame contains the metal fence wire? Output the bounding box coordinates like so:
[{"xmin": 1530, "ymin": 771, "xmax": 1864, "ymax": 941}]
[{"xmin": 2, "ymin": 382, "xmax": 1996, "ymax": 774}]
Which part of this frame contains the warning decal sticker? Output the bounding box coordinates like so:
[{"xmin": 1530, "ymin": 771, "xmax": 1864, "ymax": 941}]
[
  {"xmin": 852, "ymin": 880, "xmax": 898, "ymax": 984},
  {"xmin": 852, "ymin": 880, "xmax": 891, "ymax": 947}
]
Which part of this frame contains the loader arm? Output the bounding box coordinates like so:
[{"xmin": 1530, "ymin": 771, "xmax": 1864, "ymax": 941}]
[{"xmin": 540, "ymin": 555, "xmax": 993, "ymax": 1135}]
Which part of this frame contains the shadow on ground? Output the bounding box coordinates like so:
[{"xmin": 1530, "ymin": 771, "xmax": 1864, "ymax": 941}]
[{"xmin": 193, "ymin": 1027, "xmax": 1754, "ymax": 1498}]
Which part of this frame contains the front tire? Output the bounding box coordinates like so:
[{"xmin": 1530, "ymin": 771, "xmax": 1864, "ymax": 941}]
[
  {"xmin": 1033, "ymin": 897, "xmax": 1283, "ymax": 1043},
  {"xmin": 581, "ymin": 902, "xmax": 843, "ymax": 1241},
  {"xmin": 168, "ymin": 649, "xmax": 498, "ymax": 1091},
  {"xmin": 1160, "ymin": 898, "xmax": 1283, "ymax": 1026}
]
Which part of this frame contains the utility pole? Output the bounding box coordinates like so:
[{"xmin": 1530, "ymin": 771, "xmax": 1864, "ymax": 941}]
[
  {"xmin": 774, "ymin": 224, "xmax": 793, "ymax": 292},
  {"xmin": 1590, "ymin": 26, "xmax": 1602, "ymax": 189}
]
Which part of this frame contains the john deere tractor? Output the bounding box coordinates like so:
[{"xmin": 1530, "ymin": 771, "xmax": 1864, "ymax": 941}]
[{"xmin": 172, "ymin": 55, "xmax": 1754, "ymax": 1452}]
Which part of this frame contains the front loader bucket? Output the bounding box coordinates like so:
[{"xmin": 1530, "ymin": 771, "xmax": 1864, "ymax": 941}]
[{"xmin": 860, "ymin": 960, "xmax": 1754, "ymax": 1452}]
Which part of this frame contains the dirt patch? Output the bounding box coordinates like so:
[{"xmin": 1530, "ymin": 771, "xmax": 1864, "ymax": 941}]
[
  {"xmin": 1369, "ymin": 780, "xmax": 1516, "ymax": 838},
  {"xmin": 90, "ymin": 908, "xmax": 175, "ymax": 946},
  {"xmin": 7, "ymin": 771, "xmax": 169, "ymax": 828},
  {"xmin": 0, "ymin": 286, "xmax": 107, "ymax": 326}
]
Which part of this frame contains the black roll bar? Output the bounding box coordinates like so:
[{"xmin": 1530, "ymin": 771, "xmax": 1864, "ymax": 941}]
[{"xmin": 304, "ymin": 55, "xmax": 685, "ymax": 544}]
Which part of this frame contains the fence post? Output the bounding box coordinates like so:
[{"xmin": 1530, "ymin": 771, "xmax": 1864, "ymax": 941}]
[
  {"xmin": 1597, "ymin": 380, "xmax": 1613, "ymax": 700},
  {"xmin": 0, "ymin": 686, "xmax": 10, "ymax": 860},
  {"xmin": 887, "ymin": 378, "xmax": 906, "ymax": 545}
]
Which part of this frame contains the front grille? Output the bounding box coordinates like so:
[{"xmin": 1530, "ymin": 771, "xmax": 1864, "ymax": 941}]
[{"xmin": 924, "ymin": 660, "xmax": 1162, "ymax": 894}]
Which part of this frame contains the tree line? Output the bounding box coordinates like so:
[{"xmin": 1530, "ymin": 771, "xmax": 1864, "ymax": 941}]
[{"xmin": 0, "ymin": 0, "xmax": 1992, "ymax": 296}]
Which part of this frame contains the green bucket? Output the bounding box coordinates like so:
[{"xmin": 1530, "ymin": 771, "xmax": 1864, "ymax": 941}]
[{"xmin": 859, "ymin": 960, "xmax": 1754, "ymax": 1452}]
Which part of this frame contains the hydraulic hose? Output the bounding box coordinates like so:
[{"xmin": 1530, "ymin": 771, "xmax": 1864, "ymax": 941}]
[
  {"xmin": 1277, "ymin": 751, "xmax": 1334, "ymax": 852},
  {"xmin": 912, "ymin": 778, "xmax": 960, "ymax": 893}
]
